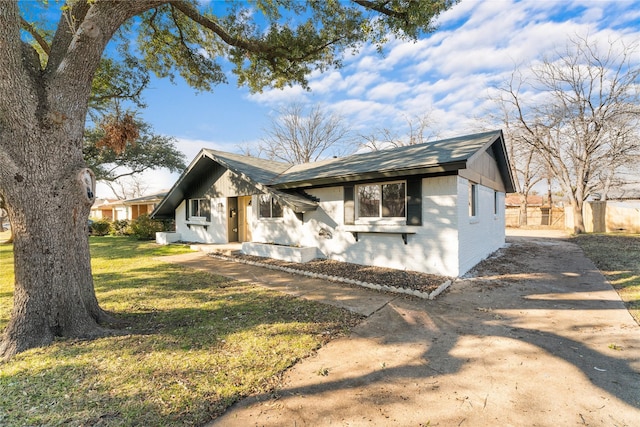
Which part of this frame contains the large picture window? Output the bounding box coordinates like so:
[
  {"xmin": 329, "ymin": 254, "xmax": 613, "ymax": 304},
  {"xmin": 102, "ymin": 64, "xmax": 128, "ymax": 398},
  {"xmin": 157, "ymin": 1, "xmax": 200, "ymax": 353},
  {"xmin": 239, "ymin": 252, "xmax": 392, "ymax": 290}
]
[
  {"xmin": 357, "ymin": 182, "xmax": 406, "ymax": 219},
  {"xmin": 259, "ymin": 195, "xmax": 283, "ymax": 218}
]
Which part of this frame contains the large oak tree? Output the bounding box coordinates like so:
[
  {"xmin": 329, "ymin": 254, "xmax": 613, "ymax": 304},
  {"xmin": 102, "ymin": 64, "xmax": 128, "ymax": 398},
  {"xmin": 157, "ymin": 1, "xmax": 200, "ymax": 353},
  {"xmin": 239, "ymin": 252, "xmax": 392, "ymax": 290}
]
[{"xmin": 0, "ymin": 0, "xmax": 456, "ymax": 359}]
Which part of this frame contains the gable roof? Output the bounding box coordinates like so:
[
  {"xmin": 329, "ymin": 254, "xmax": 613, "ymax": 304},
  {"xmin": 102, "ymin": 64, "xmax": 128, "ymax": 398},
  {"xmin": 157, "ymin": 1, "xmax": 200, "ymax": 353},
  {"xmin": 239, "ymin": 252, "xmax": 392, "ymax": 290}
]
[
  {"xmin": 152, "ymin": 130, "xmax": 514, "ymax": 219},
  {"xmin": 271, "ymin": 130, "xmax": 512, "ymax": 189}
]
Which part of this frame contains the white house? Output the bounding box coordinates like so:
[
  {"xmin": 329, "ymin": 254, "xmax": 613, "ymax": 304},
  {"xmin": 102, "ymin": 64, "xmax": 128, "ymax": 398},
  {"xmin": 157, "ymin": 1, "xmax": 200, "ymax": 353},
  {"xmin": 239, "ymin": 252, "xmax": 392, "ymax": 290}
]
[{"xmin": 152, "ymin": 130, "xmax": 515, "ymax": 277}]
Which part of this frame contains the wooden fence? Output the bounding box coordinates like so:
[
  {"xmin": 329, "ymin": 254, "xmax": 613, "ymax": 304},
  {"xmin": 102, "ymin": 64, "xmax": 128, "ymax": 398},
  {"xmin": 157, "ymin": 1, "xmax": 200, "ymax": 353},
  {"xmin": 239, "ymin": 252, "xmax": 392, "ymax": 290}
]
[
  {"xmin": 505, "ymin": 206, "xmax": 565, "ymax": 228},
  {"xmin": 565, "ymin": 201, "xmax": 640, "ymax": 233}
]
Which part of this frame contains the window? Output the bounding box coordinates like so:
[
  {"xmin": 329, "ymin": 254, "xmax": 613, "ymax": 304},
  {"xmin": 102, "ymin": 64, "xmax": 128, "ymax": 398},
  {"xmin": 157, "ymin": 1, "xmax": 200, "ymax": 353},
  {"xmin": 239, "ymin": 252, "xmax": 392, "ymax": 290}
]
[
  {"xmin": 494, "ymin": 191, "xmax": 499, "ymax": 216},
  {"xmin": 259, "ymin": 194, "xmax": 283, "ymax": 218},
  {"xmin": 469, "ymin": 182, "xmax": 478, "ymax": 218},
  {"xmin": 357, "ymin": 182, "xmax": 406, "ymax": 219},
  {"xmin": 187, "ymin": 198, "xmax": 210, "ymax": 221}
]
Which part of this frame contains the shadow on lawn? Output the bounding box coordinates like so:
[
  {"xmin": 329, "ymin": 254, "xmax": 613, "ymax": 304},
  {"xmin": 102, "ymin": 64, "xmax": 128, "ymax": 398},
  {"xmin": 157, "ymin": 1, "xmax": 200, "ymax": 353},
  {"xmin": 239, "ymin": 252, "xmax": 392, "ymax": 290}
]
[{"xmin": 2, "ymin": 267, "xmax": 356, "ymax": 426}]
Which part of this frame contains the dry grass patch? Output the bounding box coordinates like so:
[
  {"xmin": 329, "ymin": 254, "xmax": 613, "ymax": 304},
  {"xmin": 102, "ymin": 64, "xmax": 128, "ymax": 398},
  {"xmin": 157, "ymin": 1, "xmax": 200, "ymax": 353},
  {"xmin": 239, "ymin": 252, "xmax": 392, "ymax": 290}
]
[
  {"xmin": 0, "ymin": 237, "xmax": 362, "ymax": 426},
  {"xmin": 573, "ymin": 233, "xmax": 640, "ymax": 325}
]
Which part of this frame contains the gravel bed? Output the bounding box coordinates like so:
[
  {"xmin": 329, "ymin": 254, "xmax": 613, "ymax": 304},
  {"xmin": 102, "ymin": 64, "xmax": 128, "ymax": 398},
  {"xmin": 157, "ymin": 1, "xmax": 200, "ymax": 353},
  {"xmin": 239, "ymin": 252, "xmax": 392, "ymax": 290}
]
[{"xmin": 221, "ymin": 253, "xmax": 449, "ymax": 294}]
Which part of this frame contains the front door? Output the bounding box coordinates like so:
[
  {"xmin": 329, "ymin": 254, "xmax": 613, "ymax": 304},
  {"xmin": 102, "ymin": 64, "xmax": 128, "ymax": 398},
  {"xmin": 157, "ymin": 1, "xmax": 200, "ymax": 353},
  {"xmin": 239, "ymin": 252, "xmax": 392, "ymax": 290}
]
[
  {"xmin": 228, "ymin": 197, "xmax": 238, "ymax": 242},
  {"xmin": 238, "ymin": 196, "xmax": 252, "ymax": 242}
]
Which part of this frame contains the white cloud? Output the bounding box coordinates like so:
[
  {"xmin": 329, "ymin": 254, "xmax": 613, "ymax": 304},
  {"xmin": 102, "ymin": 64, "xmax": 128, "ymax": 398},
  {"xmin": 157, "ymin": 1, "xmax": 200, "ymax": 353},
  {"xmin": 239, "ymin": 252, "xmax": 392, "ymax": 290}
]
[
  {"xmin": 178, "ymin": 0, "xmax": 640, "ymax": 155},
  {"xmin": 248, "ymin": 84, "xmax": 308, "ymax": 105},
  {"xmin": 366, "ymin": 81, "xmax": 411, "ymax": 101}
]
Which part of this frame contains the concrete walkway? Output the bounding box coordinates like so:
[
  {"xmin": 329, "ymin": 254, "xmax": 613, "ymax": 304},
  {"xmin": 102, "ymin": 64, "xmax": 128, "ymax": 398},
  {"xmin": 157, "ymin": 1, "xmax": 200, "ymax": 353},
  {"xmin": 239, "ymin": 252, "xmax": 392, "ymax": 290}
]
[{"xmin": 161, "ymin": 232, "xmax": 640, "ymax": 426}]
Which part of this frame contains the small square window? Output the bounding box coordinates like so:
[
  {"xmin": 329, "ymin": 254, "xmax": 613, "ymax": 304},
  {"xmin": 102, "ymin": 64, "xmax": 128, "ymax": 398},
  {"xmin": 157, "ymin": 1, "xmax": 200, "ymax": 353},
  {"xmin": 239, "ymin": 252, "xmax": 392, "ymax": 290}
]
[{"xmin": 188, "ymin": 198, "xmax": 210, "ymax": 221}]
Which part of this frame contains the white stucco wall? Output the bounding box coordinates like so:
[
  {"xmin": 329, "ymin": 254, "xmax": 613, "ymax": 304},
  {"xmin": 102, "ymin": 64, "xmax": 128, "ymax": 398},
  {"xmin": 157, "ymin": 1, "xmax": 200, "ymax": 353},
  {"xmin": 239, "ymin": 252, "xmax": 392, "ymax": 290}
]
[
  {"xmin": 250, "ymin": 177, "xmax": 462, "ymax": 276},
  {"xmin": 456, "ymin": 177, "xmax": 506, "ymax": 275},
  {"xmin": 175, "ymin": 198, "xmax": 228, "ymax": 243}
]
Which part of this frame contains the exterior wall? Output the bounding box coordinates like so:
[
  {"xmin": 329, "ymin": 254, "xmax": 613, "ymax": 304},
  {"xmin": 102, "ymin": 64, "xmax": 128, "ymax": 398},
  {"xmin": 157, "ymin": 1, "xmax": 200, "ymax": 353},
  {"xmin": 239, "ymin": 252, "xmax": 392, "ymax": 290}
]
[
  {"xmin": 175, "ymin": 198, "xmax": 228, "ymax": 243},
  {"xmin": 205, "ymin": 169, "xmax": 257, "ymax": 198},
  {"xmin": 129, "ymin": 203, "xmax": 153, "ymax": 220},
  {"xmin": 173, "ymin": 168, "xmax": 262, "ymax": 243},
  {"xmin": 171, "ymin": 168, "xmax": 506, "ymax": 276},
  {"xmin": 113, "ymin": 206, "xmax": 128, "ymax": 221},
  {"xmin": 457, "ymin": 176, "xmax": 506, "ymax": 275},
  {"xmin": 250, "ymin": 176, "xmax": 462, "ymax": 276}
]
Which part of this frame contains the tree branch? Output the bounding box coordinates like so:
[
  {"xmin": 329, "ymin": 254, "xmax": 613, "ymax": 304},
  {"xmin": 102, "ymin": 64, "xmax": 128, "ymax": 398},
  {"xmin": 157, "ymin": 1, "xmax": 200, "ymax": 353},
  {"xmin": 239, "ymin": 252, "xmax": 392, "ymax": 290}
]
[
  {"xmin": 170, "ymin": 1, "xmax": 344, "ymax": 63},
  {"xmin": 352, "ymin": 0, "xmax": 406, "ymax": 20},
  {"xmin": 20, "ymin": 16, "xmax": 50, "ymax": 55}
]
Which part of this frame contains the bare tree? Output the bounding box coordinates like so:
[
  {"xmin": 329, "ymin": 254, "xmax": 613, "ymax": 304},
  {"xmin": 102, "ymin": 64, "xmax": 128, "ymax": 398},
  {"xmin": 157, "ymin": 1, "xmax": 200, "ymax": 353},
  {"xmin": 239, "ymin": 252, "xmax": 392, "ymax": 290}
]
[
  {"xmin": 360, "ymin": 112, "xmax": 441, "ymax": 151},
  {"xmin": 491, "ymin": 84, "xmax": 546, "ymax": 226},
  {"xmin": 497, "ymin": 35, "xmax": 640, "ymax": 233},
  {"xmin": 259, "ymin": 103, "xmax": 354, "ymax": 164},
  {"xmin": 106, "ymin": 175, "xmax": 150, "ymax": 200}
]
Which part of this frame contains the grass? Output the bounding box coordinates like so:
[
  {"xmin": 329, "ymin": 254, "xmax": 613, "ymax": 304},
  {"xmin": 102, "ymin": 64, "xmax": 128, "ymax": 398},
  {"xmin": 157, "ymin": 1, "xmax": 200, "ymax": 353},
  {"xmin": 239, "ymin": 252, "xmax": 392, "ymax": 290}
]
[
  {"xmin": 572, "ymin": 233, "xmax": 640, "ymax": 325},
  {"xmin": 0, "ymin": 236, "xmax": 362, "ymax": 426}
]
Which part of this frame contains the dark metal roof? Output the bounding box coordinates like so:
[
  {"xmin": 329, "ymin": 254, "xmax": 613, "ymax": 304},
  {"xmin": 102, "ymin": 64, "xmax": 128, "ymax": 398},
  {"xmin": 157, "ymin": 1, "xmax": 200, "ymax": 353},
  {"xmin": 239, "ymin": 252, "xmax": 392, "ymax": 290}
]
[
  {"xmin": 152, "ymin": 130, "xmax": 515, "ymax": 219},
  {"xmin": 152, "ymin": 150, "xmax": 313, "ymax": 218},
  {"xmin": 201, "ymin": 149, "xmax": 291, "ymax": 182}
]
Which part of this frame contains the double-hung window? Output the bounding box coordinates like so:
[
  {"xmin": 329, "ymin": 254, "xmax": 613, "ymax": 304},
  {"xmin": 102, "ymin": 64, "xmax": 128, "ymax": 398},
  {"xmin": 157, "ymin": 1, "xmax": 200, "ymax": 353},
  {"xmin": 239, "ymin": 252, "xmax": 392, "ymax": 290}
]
[
  {"xmin": 357, "ymin": 182, "xmax": 406, "ymax": 219},
  {"xmin": 259, "ymin": 194, "xmax": 283, "ymax": 218},
  {"xmin": 187, "ymin": 198, "xmax": 210, "ymax": 221}
]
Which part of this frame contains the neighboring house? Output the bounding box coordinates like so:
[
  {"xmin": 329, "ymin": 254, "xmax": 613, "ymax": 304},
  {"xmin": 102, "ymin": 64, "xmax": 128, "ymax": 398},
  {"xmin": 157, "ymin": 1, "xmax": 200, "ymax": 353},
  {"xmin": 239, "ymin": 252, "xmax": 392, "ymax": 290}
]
[
  {"xmin": 91, "ymin": 199, "xmax": 127, "ymax": 220},
  {"xmin": 91, "ymin": 191, "xmax": 167, "ymax": 221},
  {"xmin": 123, "ymin": 192, "xmax": 168, "ymax": 220},
  {"xmin": 152, "ymin": 130, "xmax": 515, "ymax": 276}
]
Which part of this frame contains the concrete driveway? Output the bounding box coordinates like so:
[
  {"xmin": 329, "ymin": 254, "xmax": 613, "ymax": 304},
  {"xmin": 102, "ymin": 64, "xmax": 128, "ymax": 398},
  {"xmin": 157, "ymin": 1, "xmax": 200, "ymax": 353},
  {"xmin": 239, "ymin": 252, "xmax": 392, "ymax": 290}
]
[{"xmin": 171, "ymin": 230, "xmax": 640, "ymax": 426}]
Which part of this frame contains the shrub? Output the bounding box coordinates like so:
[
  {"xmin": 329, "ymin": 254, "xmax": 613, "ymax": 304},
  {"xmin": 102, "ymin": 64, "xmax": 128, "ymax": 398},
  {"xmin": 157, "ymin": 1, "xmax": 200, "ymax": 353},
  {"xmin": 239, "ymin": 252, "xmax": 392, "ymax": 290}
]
[
  {"xmin": 90, "ymin": 219, "xmax": 111, "ymax": 236},
  {"xmin": 110, "ymin": 219, "xmax": 131, "ymax": 236},
  {"xmin": 130, "ymin": 214, "xmax": 165, "ymax": 240}
]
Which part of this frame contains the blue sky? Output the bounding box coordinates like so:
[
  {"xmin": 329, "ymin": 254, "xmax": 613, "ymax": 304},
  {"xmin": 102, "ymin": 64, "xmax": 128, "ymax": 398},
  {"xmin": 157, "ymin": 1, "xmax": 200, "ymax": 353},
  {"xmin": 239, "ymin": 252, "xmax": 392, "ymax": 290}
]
[{"xmin": 98, "ymin": 0, "xmax": 640, "ymax": 197}]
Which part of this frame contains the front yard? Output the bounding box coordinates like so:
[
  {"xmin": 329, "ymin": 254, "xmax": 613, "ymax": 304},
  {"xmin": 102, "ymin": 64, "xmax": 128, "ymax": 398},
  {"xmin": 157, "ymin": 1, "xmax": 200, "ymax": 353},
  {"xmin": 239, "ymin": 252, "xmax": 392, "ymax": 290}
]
[
  {"xmin": 0, "ymin": 236, "xmax": 361, "ymax": 426},
  {"xmin": 572, "ymin": 233, "xmax": 640, "ymax": 324}
]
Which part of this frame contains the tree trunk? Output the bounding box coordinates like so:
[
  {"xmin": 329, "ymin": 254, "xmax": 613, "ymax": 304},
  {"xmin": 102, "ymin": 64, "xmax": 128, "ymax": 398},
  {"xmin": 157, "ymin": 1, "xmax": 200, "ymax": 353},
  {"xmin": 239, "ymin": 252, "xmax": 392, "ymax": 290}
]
[
  {"xmin": 0, "ymin": 135, "xmax": 112, "ymax": 359},
  {"xmin": 518, "ymin": 194, "xmax": 528, "ymax": 226},
  {"xmin": 571, "ymin": 199, "xmax": 586, "ymax": 234},
  {"xmin": 0, "ymin": 84, "xmax": 113, "ymax": 360},
  {"xmin": 0, "ymin": 1, "xmax": 150, "ymax": 359}
]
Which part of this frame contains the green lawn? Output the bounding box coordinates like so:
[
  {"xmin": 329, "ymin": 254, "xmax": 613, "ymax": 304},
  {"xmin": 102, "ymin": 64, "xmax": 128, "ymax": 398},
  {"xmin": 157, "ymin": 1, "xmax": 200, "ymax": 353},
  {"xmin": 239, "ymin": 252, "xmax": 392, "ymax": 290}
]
[
  {"xmin": 572, "ymin": 233, "xmax": 640, "ymax": 325},
  {"xmin": 0, "ymin": 237, "xmax": 362, "ymax": 426}
]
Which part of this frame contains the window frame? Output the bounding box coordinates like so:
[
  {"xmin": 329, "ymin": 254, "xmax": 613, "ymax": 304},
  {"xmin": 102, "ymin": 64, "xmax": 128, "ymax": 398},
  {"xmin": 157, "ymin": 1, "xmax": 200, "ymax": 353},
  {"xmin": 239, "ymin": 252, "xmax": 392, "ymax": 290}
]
[
  {"xmin": 469, "ymin": 182, "xmax": 478, "ymax": 219},
  {"xmin": 355, "ymin": 180, "xmax": 407, "ymax": 222},
  {"xmin": 258, "ymin": 194, "xmax": 283, "ymax": 219},
  {"xmin": 187, "ymin": 198, "xmax": 210, "ymax": 222}
]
